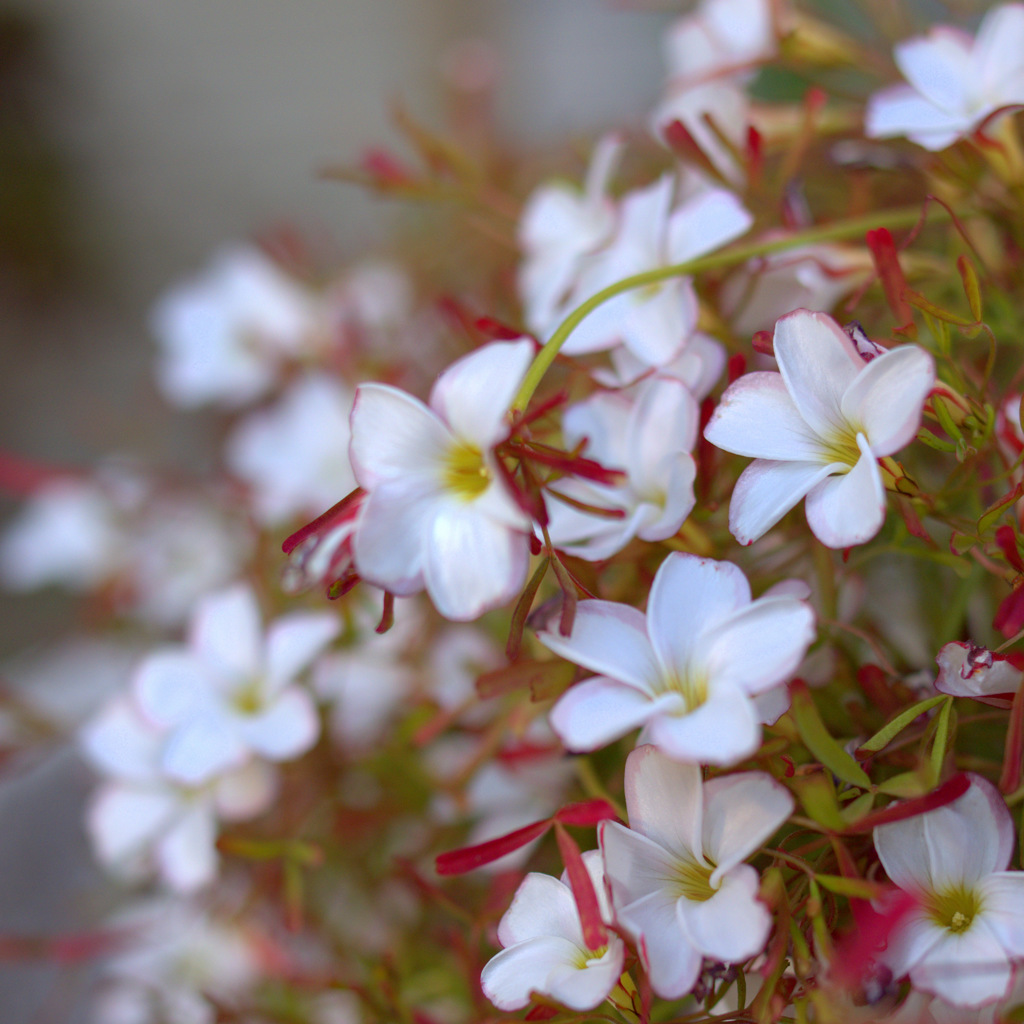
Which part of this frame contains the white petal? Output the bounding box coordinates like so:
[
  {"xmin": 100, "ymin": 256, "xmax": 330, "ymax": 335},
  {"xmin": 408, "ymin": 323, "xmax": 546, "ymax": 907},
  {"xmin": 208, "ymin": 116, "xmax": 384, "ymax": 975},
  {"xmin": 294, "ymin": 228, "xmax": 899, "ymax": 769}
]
[
  {"xmin": 976, "ymin": 5, "xmax": 1024, "ymax": 100},
  {"xmin": 841, "ymin": 345, "xmax": 935, "ymax": 456},
  {"xmin": 646, "ymin": 553, "xmax": 750, "ymax": 676},
  {"xmin": 628, "ymin": 378, "xmax": 700, "ymax": 486},
  {"xmin": 601, "ymin": 819, "xmax": 683, "ymax": 909},
  {"xmin": 429, "ymin": 339, "xmax": 534, "ymax": 447},
  {"xmin": 979, "ymin": 873, "xmax": 1024, "ymax": 956},
  {"xmin": 666, "ymin": 187, "xmax": 752, "ymax": 264},
  {"xmin": 156, "ymin": 803, "xmax": 219, "ymax": 892},
  {"xmin": 538, "ymin": 600, "xmax": 658, "ymax": 691},
  {"xmin": 80, "ymin": 696, "xmax": 161, "ymax": 781},
  {"xmin": 875, "ymin": 814, "xmax": 933, "ymax": 896},
  {"xmin": 214, "ymin": 761, "xmax": 278, "ymax": 820},
  {"xmin": 894, "ymin": 31, "xmax": 972, "ymax": 113},
  {"xmin": 352, "ymin": 481, "xmax": 430, "ymax": 594},
  {"xmin": 265, "ymin": 612, "xmax": 339, "ymax": 691},
  {"xmin": 190, "ymin": 585, "xmax": 262, "ymax": 683},
  {"xmin": 550, "ymin": 678, "xmax": 672, "ymax": 752},
  {"xmin": 804, "ymin": 437, "xmax": 886, "ymax": 548},
  {"xmin": 546, "ymin": 941, "xmax": 624, "ymax": 1010},
  {"xmin": 883, "ymin": 907, "xmax": 945, "ymax": 978},
  {"xmin": 86, "ymin": 784, "xmax": 177, "ymax": 864},
  {"xmin": 636, "ymin": 454, "xmax": 696, "ymax": 542},
  {"xmin": 620, "ymin": 280, "xmax": 697, "ymax": 367},
  {"xmin": 621, "ymin": 746, "xmax": 704, "ymax": 861},
  {"xmin": 481, "ymin": 936, "xmax": 582, "ymax": 1011},
  {"xmin": 910, "ymin": 921, "xmax": 1012, "ymax": 1008},
  {"xmin": 497, "ymin": 873, "xmax": 582, "ymax": 947},
  {"xmin": 773, "ymin": 309, "xmax": 865, "ymax": 439},
  {"xmin": 643, "ymin": 681, "xmax": 760, "ymax": 766},
  {"xmin": 134, "ymin": 649, "xmax": 217, "ymax": 728},
  {"xmin": 677, "ymin": 864, "xmax": 771, "ymax": 962},
  {"xmin": 618, "ymin": 890, "xmax": 701, "ymax": 1000},
  {"xmin": 349, "ymin": 383, "xmax": 449, "ymax": 489},
  {"xmin": 702, "ymin": 772, "xmax": 794, "ymax": 878},
  {"xmin": 698, "ymin": 595, "xmax": 815, "ymax": 696},
  {"xmin": 704, "ymin": 372, "xmax": 822, "ymax": 461},
  {"xmin": 236, "ymin": 688, "xmax": 320, "ymax": 761},
  {"xmin": 424, "ymin": 502, "xmax": 528, "ymax": 620},
  {"xmin": 729, "ymin": 459, "xmax": 840, "ymax": 546},
  {"xmin": 161, "ymin": 715, "xmax": 250, "ymax": 784},
  {"xmin": 865, "ymin": 85, "xmax": 970, "ymax": 149}
]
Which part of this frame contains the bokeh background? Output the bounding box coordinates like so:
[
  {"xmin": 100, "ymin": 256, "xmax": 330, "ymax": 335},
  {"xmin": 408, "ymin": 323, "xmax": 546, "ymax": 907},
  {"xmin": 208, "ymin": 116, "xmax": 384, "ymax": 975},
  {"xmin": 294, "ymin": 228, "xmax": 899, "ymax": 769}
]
[{"xmin": 0, "ymin": 3, "xmax": 671, "ymax": 1021}]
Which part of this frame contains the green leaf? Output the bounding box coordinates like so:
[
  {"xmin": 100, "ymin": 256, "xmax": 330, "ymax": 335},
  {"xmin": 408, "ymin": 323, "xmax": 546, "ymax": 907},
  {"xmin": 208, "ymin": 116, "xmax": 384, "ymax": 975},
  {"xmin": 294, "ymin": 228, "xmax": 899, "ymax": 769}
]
[
  {"xmin": 929, "ymin": 697, "xmax": 955, "ymax": 782},
  {"xmin": 815, "ymin": 874, "xmax": 888, "ymax": 900},
  {"xmin": 958, "ymin": 255, "xmax": 983, "ymax": 321},
  {"xmin": 840, "ymin": 791, "xmax": 876, "ymax": 825},
  {"xmin": 878, "ymin": 770, "xmax": 930, "ymax": 797},
  {"xmin": 790, "ymin": 773, "xmax": 846, "ymax": 831},
  {"xmin": 790, "ymin": 684, "xmax": 871, "ymax": 789},
  {"xmin": 857, "ymin": 695, "xmax": 948, "ymax": 753}
]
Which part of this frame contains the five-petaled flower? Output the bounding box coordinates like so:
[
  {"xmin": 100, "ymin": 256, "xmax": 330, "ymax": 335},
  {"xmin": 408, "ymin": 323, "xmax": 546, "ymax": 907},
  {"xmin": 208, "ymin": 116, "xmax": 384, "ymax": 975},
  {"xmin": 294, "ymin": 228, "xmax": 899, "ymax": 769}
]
[
  {"xmin": 874, "ymin": 773, "xmax": 1024, "ymax": 1007},
  {"xmin": 539, "ymin": 552, "xmax": 814, "ymax": 765},
  {"xmin": 704, "ymin": 308, "xmax": 934, "ymax": 548},
  {"xmin": 600, "ymin": 745, "xmax": 793, "ymax": 999},
  {"xmin": 348, "ymin": 339, "xmax": 535, "ymax": 621}
]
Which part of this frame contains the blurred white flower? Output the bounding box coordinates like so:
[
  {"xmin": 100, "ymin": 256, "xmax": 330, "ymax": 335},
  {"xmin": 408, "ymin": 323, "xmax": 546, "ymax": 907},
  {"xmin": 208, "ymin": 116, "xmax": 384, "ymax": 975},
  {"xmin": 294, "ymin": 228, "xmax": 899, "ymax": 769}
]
[
  {"xmin": 226, "ymin": 373, "xmax": 356, "ymax": 526},
  {"xmin": 592, "ymin": 331, "xmax": 726, "ymax": 398},
  {"xmin": 152, "ymin": 246, "xmax": 323, "ymax": 408}
]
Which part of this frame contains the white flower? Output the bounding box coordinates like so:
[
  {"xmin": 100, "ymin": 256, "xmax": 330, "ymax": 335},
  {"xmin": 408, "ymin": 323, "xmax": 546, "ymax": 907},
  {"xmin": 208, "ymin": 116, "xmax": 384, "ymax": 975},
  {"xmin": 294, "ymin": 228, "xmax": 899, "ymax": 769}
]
[
  {"xmin": 545, "ymin": 377, "xmax": 698, "ymax": 560},
  {"xmin": 600, "ymin": 745, "xmax": 793, "ymax": 999},
  {"xmin": 874, "ymin": 773, "xmax": 1024, "ymax": 1007},
  {"xmin": 480, "ymin": 850, "xmax": 625, "ymax": 1012},
  {"xmin": 81, "ymin": 695, "xmax": 276, "ymax": 891},
  {"xmin": 519, "ymin": 135, "xmax": 622, "ymax": 338},
  {"xmin": 349, "ymin": 339, "xmax": 534, "ymax": 621},
  {"xmin": 152, "ymin": 246, "xmax": 322, "ymax": 408},
  {"xmin": 557, "ymin": 174, "xmax": 752, "ymax": 365},
  {"xmin": 935, "ymin": 642, "xmax": 1024, "ymax": 700},
  {"xmin": 539, "ymin": 552, "xmax": 814, "ymax": 765},
  {"xmin": 704, "ymin": 308, "xmax": 935, "ymax": 548},
  {"xmin": 866, "ymin": 4, "xmax": 1024, "ymax": 151},
  {"xmin": 592, "ymin": 331, "xmax": 726, "ymax": 398},
  {"xmin": 133, "ymin": 583, "xmax": 338, "ymax": 784},
  {"xmin": 225, "ymin": 373, "xmax": 356, "ymax": 526}
]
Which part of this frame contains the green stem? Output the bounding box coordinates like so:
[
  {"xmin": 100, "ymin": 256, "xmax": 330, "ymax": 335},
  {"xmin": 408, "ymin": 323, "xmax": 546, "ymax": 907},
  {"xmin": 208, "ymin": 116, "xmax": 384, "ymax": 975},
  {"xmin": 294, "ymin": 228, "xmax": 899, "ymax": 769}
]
[{"xmin": 510, "ymin": 204, "xmax": 933, "ymax": 414}]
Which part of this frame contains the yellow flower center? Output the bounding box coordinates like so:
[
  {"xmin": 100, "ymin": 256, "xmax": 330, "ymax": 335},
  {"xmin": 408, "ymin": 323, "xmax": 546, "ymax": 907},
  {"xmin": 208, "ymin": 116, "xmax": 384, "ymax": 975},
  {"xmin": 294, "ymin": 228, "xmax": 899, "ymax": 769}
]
[
  {"xmin": 925, "ymin": 885, "xmax": 982, "ymax": 934},
  {"xmin": 231, "ymin": 678, "xmax": 265, "ymax": 715},
  {"xmin": 571, "ymin": 943, "xmax": 609, "ymax": 969},
  {"xmin": 443, "ymin": 441, "xmax": 491, "ymax": 499},
  {"xmin": 669, "ymin": 859, "xmax": 716, "ymax": 902},
  {"xmin": 651, "ymin": 669, "xmax": 709, "ymax": 714},
  {"xmin": 818, "ymin": 426, "xmax": 863, "ymax": 469}
]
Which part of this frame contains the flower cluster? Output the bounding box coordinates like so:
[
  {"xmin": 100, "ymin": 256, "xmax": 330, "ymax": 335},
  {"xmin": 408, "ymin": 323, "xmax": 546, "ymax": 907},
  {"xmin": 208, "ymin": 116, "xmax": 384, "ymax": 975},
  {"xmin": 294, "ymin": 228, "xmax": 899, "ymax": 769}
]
[{"xmin": 8, "ymin": 1, "xmax": 1024, "ymax": 1021}]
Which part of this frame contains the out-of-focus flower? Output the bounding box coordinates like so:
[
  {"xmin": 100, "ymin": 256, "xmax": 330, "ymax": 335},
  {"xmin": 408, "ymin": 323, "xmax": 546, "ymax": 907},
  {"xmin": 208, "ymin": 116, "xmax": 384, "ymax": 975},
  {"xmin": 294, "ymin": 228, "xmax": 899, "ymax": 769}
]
[
  {"xmin": 334, "ymin": 259, "xmax": 413, "ymax": 334},
  {"xmin": 539, "ymin": 552, "xmax": 814, "ymax": 765},
  {"xmin": 133, "ymin": 584, "xmax": 337, "ymax": 784},
  {"xmin": 935, "ymin": 641, "xmax": 1023, "ymax": 699},
  {"xmin": 480, "ymin": 850, "xmax": 625, "ymax": 1011},
  {"xmin": 704, "ymin": 308, "xmax": 935, "ymax": 548},
  {"xmin": 226, "ymin": 374, "xmax": 356, "ymax": 526},
  {"xmin": 90, "ymin": 899, "xmax": 263, "ymax": 1024},
  {"xmin": 721, "ymin": 245, "xmax": 873, "ymax": 336},
  {"xmin": 592, "ymin": 331, "xmax": 726, "ymax": 397},
  {"xmin": 152, "ymin": 246, "xmax": 323, "ymax": 408},
  {"xmin": 558, "ymin": 174, "xmax": 752, "ymax": 365},
  {"xmin": 874, "ymin": 773, "xmax": 1024, "ymax": 1007},
  {"xmin": 349, "ymin": 339, "xmax": 534, "ymax": 621},
  {"xmin": 600, "ymin": 745, "xmax": 792, "ymax": 999},
  {"xmin": 82, "ymin": 695, "xmax": 277, "ymax": 891},
  {"xmin": 545, "ymin": 377, "xmax": 698, "ymax": 560},
  {"xmin": 866, "ymin": 4, "xmax": 1024, "ymax": 151},
  {"xmin": 519, "ymin": 134, "xmax": 622, "ymax": 338}
]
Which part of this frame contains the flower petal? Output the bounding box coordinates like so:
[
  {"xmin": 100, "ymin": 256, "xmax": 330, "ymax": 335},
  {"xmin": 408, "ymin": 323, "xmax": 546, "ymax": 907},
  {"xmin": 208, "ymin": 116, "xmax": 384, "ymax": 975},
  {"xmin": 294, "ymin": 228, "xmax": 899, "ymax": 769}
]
[
  {"xmin": 704, "ymin": 371, "xmax": 823, "ymax": 461},
  {"xmin": 424, "ymin": 501, "xmax": 528, "ymax": 620},
  {"xmin": 429, "ymin": 339, "xmax": 534, "ymax": 447},
  {"xmin": 840, "ymin": 345, "xmax": 935, "ymax": 456},
  {"xmin": 190, "ymin": 585, "xmax": 263, "ymax": 683},
  {"xmin": 265, "ymin": 612, "xmax": 339, "ymax": 691},
  {"xmin": 702, "ymin": 772, "xmax": 794, "ymax": 878},
  {"xmin": 481, "ymin": 936, "xmax": 583, "ymax": 1011},
  {"xmin": 909, "ymin": 920, "xmax": 1012, "ymax": 1008},
  {"xmin": 497, "ymin": 872, "xmax": 583, "ymax": 947},
  {"xmin": 236, "ymin": 688, "xmax": 320, "ymax": 762},
  {"xmin": 538, "ymin": 600, "xmax": 658, "ymax": 692},
  {"xmin": 155, "ymin": 802, "xmax": 219, "ymax": 892},
  {"xmin": 620, "ymin": 746, "xmax": 704, "ymax": 861},
  {"xmin": 134, "ymin": 649, "xmax": 217, "ymax": 728},
  {"xmin": 349, "ymin": 383, "xmax": 449, "ymax": 489},
  {"xmin": 979, "ymin": 872, "xmax": 1024, "ymax": 956},
  {"xmin": 546, "ymin": 941, "xmax": 624, "ymax": 1010},
  {"xmin": 894, "ymin": 31, "xmax": 972, "ymax": 113},
  {"xmin": 677, "ymin": 864, "xmax": 771, "ymax": 962},
  {"xmin": 86, "ymin": 784, "xmax": 177, "ymax": 865},
  {"xmin": 646, "ymin": 553, "xmax": 751, "ymax": 677},
  {"xmin": 865, "ymin": 85, "xmax": 970, "ymax": 149},
  {"xmin": 161, "ymin": 715, "xmax": 250, "ymax": 784},
  {"xmin": 698, "ymin": 595, "xmax": 815, "ymax": 696},
  {"xmin": 550, "ymin": 678, "xmax": 673, "ymax": 752},
  {"xmin": 618, "ymin": 890, "xmax": 701, "ymax": 1000},
  {"xmin": 804, "ymin": 436, "xmax": 886, "ymax": 548},
  {"xmin": 352, "ymin": 481, "xmax": 431, "ymax": 594},
  {"xmin": 773, "ymin": 309, "xmax": 865, "ymax": 439},
  {"xmin": 666, "ymin": 186, "xmax": 752, "ymax": 264},
  {"xmin": 729, "ymin": 459, "xmax": 840, "ymax": 546}
]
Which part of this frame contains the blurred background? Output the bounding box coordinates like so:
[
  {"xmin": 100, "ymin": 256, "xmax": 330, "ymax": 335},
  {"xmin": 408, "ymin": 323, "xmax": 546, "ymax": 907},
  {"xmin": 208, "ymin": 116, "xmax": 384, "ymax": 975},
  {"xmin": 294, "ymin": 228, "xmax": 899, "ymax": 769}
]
[{"xmin": 0, "ymin": 3, "xmax": 670, "ymax": 1021}]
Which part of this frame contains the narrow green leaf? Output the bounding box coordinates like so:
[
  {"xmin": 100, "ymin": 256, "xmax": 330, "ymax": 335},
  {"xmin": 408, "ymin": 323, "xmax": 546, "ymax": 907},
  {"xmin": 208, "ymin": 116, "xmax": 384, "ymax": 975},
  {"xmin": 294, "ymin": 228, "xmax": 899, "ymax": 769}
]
[
  {"xmin": 928, "ymin": 697, "xmax": 955, "ymax": 781},
  {"xmin": 840, "ymin": 791, "xmax": 876, "ymax": 825},
  {"xmin": 790, "ymin": 773, "xmax": 845, "ymax": 831},
  {"xmin": 858, "ymin": 695, "xmax": 947, "ymax": 753},
  {"xmin": 878, "ymin": 770, "xmax": 930, "ymax": 797},
  {"xmin": 917, "ymin": 430, "xmax": 958, "ymax": 453},
  {"xmin": 791, "ymin": 684, "xmax": 871, "ymax": 789},
  {"xmin": 814, "ymin": 874, "xmax": 888, "ymax": 900},
  {"xmin": 958, "ymin": 254, "xmax": 983, "ymax": 321}
]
